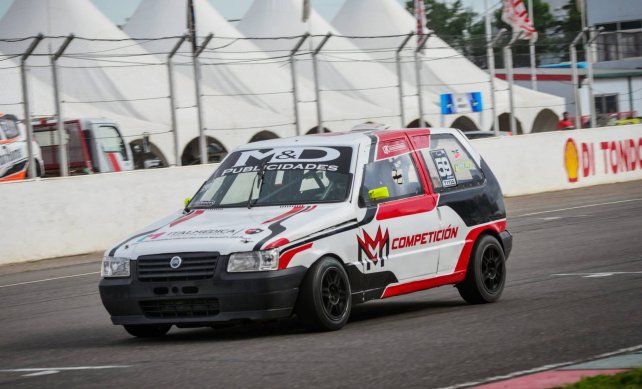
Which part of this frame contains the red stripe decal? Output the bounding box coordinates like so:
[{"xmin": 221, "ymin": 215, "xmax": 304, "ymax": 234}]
[
  {"xmin": 106, "ymin": 153, "xmax": 121, "ymax": 172},
  {"xmin": 169, "ymin": 210, "xmax": 205, "ymax": 227},
  {"xmin": 376, "ymin": 194, "xmax": 437, "ymax": 221},
  {"xmin": 382, "ymin": 271, "xmax": 466, "ymax": 298},
  {"xmin": 263, "ymin": 205, "xmax": 305, "ymax": 224},
  {"xmin": 278, "ymin": 243, "xmax": 313, "ymax": 270},
  {"xmin": 262, "ymin": 205, "xmax": 316, "ymax": 225},
  {"xmin": 0, "ymin": 168, "xmax": 27, "ymax": 182},
  {"xmin": 264, "ymin": 237, "xmax": 290, "ymax": 250},
  {"xmin": 380, "ymin": 219, "xmax": 507, "ymax": 298},
  {"xmin": 454, "ymin": 220, "xmax": 507, "ymax": 273}
]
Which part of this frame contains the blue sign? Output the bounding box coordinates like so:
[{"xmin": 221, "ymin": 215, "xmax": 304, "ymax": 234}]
[{"xmin": 440, "ymin": 92, "xmax": 483, "ymax": 115}]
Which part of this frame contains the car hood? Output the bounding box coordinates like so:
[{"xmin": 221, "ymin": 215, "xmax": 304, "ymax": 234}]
[{"xmin": 109, "ymin": 203, "xmax": 356, "ymax": 258}]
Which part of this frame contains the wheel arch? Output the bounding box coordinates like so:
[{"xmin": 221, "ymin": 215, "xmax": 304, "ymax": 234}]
[{"xmin": 475, "ymin": 229, "xmax": 506, "ymax": 256}]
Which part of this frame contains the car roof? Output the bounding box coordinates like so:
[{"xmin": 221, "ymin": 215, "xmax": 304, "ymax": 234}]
[{"xmin": 237, "ymin": 127, "xmax": 462, "ymax": 150}]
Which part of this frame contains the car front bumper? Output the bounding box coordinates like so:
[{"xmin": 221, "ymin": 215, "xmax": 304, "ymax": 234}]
[{"xmin": 99, "ymin": 257, "xmax": 307, "ymax": 326}]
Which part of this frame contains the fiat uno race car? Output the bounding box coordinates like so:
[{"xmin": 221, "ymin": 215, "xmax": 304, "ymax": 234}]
[{"xmin": 99, "ymin": 127, "xmax": 512, "ymax": 337}]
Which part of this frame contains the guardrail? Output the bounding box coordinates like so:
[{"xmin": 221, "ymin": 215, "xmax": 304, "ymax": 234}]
[{"xmin": 1, "ymin": 125, "xmax": 641, "ymax": 265}]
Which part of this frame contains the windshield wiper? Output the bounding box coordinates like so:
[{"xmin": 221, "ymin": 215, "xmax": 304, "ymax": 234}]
[{"xmin": 247, "ymin": 161, "xmax": 268, "ymax": 209}]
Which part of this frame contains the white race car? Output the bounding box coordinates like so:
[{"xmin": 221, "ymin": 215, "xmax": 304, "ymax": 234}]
[
  {"xmin": 0, "ymin": 114, "xmax": 43, "ymax": 181},
  {"xmin": 100, "ymin": 127, "xmax": 512, "ymax": 337}
]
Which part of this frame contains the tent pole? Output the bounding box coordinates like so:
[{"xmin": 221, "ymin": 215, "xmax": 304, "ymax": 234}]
[
  {"xmin": 488, "ymin": 29, "xmax": 507, "ymax": 135},
  {"xmin": 570, "ymin": 29, "xmax": 587, "ymax": 129},
  {"xmin": 503, "ymin": 31, "xmax": 522, "ymax": 135},
  {"xmin": 51, "ymin": 34, "xmax": 74, "ymax": 177},
  {"xmin": 311, "ymin": 33, "xmax": 332, "ymax": 134},
  {"xmin": 290, "ymin": 34, "xmax": 309, "ymax": 136},
  {"xmin": 396, "ymin": 32, "xmax": 414, "ymax": 128},
  {"xmin": 528, "ymin": 0, "xmax": 537, "ymax": 91},
  {"xmin": 20, "ymin": 34, "xmax": 44, "ymax": 179},
  {"xmin": 193, "ymin": 33, "xmax": 213, "ymax": 165},
  {"xmin": 415, "ymin": 33, "xmax": 430, "ymax": 128},
  {"xmin": 585, "ymin": 27, "xmax": 602, "ymax": 129},
  {"xmin": 168, "ymin": 34, "xmax": 187, "ymax": 167}
]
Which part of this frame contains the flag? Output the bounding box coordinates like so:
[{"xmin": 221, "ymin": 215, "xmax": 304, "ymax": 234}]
[
  {"xmin": 502, "ymin": 0, "xmax": 537, "ymax": 40},
  {"xmin": 187, "ymin": 0, "xmax": 197, "ymax": 52},
  {"xmin": 414, "ymin": 0, "xmax": 427, "ymax": 37},
  {"xmin": 302, "ymin": 0, "xmax": 311, "ymax": 23}
]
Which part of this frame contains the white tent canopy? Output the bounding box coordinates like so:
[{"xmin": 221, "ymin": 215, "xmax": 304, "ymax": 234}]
[
  {"xmin": 237, "ymin": 0, "xmax": 444, "ymax": 127},
  {"xmin": 0, "ymin": 0, "xmax": 296, "ymax": 163},
  {"xmin": 123, "ymin": 0, "xmax": 388, "ymax": 134},
  {"xmin": 333, "ymin": 0, "xmax": 565, "ymax": 133}
]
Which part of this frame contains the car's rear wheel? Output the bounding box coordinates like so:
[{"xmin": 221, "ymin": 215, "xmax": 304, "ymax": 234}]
[
  {"xmin": 123, "ymin": 324, "xmax": 171, "ymax": 338},
  {"xmin": 296, "ymin": 257, "xmax": 351, "ymax": 331},
  {"xmin": 457, "ymin": 235, "xmax": 506, "ymax": 304}
]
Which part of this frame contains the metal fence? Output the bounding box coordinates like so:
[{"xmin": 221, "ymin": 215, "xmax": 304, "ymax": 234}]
[{"xmin": 0, "ymin": 29, "xmax": 613, "ymax": 179}]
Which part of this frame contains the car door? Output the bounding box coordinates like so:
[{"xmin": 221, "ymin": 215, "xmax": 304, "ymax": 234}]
[
  {"xmin": 357, "ymin": 134, "xmax": 440, "ymax": 285},
  {"xmin": 90, "ymin": 124, "xmax": 133, "ymax": 172},
  {"xmin": 415, "ymin": 132, "xmax": 487, "ymax": 275}
]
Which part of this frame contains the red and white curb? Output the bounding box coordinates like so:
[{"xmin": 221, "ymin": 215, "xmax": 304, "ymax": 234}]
[{"xmin": 442, "ymin": 344, "xmax": 642, "ymax": 389}]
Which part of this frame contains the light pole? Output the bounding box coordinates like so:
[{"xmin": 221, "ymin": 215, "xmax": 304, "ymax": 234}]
[
  {"xmin": 503, "ymin": 31, "xmax": 523, "ymax": 135},
  {"xmin": 396, "ymin": 32, "xmax": 414, "ymax": 127},
  {"xmin": 570, "ymin": 28, "xmax": 588, "ymax": 129},
  {"xmin": 168, "ymin": 34, "xmax": 187, "ymax": 166},
  {"xmin": 51, "ymin": 34, "xmax": 75, "ymax": 177},
  {"xmin": 20, "ymin": 34, "xmax": 44, "ymax": 179}
]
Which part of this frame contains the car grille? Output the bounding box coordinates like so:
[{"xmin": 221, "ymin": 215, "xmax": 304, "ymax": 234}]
[
  {"xmin": 136, "ymin": 252, "xmax": 219, "ymax": 282},
  {"xmin": 140, "ymin": 298, "xmax": 220, "ymax": 319}
]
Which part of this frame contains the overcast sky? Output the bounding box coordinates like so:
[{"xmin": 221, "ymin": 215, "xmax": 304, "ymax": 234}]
[{"xmin": 0, "ymin": 0, "xmax": 486, "ymax": 26}]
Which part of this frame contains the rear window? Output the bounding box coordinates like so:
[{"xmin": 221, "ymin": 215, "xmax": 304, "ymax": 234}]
[{"xmin": 419, "ymin": 134, "xmax": 484, "ymax": 192}]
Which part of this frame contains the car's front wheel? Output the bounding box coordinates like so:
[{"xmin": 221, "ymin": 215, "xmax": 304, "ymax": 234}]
[
  {"xmin": 296, "ymin": 257, "xmax": 352, "ymax": 331},
  {"xmin": 123, "ymin": 324, "xmax": 171, "ymax": 338},
  {"xmin": 457, "ymin": 235, "xmax": 506, "ymax": 304}
]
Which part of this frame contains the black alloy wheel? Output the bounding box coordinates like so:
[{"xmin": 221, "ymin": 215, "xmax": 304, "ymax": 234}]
[
  {"xmin": 481, "ymin": 245, "xmax": 504, "ymax": 294},
  {"xmin": 321, "ymin": 267, "xmax": 349, "ymax": 321},
  {"xmin": 296, "ymin": 257, "xmax": 352, "ymax": 331},
  {"xmin": 457, "ymin": 235, "xmax": 506, "ymax": 304}
]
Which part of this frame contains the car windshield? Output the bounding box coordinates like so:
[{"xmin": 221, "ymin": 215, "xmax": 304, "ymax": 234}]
[{"xmin": 190, "ymin": 146, "xmax": 354, "ymax": 208}]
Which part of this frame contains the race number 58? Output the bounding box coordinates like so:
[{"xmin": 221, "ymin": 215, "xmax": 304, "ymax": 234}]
[{"xmin": 434, "ymin": 157, "xmax": 452, "ymax": 178}]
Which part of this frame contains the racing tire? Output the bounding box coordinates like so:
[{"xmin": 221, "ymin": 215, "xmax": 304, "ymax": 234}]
[
  {"xmin": 296, "ymin": 257, "xmax": 352, "ymax": 331},
  {"xmin": 457, "ymin": 235, "xmax": 506, "ymax": 304},
  {"xmin": 123, "ymin": 324, "xmax": 171, "ymax": 338},
  {"xmin": 34, "ymin": 159, "xmax": 43, "ymax": 178}
]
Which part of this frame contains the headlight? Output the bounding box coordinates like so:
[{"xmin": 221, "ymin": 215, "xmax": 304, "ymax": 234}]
[
  {"xmin": 101, "ymin": 256, "xmax": 130, "ymax": 278},
  {"xmin": 227, "ymin": 249, "xmax": 279, "ymax": 272}
]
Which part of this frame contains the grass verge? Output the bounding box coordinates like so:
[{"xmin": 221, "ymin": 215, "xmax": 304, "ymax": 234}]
[{"xmin": 560, "ymin": 368, "xmax": 642, "ymax": 388}]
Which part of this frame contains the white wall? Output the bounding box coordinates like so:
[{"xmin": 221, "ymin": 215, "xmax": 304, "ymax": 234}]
[
  {"xmin": 1, "ymin": 125, "xmax": 641, "ymax": 265},
  {"xmin": 0, "ymin": 165, "xmax": 214, "ymax": 265},
  {"xmin": 473, "ymin": 125, "xmax": 642, "ymax": 196}
]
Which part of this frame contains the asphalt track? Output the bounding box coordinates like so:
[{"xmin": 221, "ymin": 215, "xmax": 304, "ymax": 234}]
[{"xmin": 1, "ymin": 181, "xmax": 641, "ymax": 388}]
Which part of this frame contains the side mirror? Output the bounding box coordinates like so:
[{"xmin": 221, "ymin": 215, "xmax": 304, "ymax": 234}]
[
  {"xmin": 368, "ymin": 186, "xmax": 389, "ymax": 202},
  {"xmin": 184, "ymin": 197, "xmax": 192, "ymax": 207}
]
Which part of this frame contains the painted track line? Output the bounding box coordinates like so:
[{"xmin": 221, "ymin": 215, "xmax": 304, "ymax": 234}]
[
  {"xmin": 0, "ymin": 365, "xmax": 129, "ymax": 372},
  {"xmin": 439, "ymin": 344, "xmax": 642, "ymax": 389},
  {"xmin": 0, "ymin": 272, "xmax": 99, "ymax": 289},
  {"xmin": 513, "ymin": 198, "xmax": 642, "ymax": 218}
]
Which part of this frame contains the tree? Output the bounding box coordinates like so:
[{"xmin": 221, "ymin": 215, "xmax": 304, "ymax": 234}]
[
  {"xmin": 555, "ymin": 0, "xmax": 585, "ymax": 61},
  {"xmin": 405, "ymin": 0, "xmax": 483, "ymax": 61},
  {"xmin": 407, "ymin": 0, "xmax": 562, "ymax": 68}
]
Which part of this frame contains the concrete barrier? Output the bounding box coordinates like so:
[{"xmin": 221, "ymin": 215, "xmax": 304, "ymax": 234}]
[
  {"xmin": 1, "ymin": 125, "xmax": 641, "ymax": 264},
  {"xmin": 0, "ymin": 165, "xmax": 214, "ymax": 265},
  {"xmin": 472, "ymin": 125, "xmax": 642, "ymax": 196}
]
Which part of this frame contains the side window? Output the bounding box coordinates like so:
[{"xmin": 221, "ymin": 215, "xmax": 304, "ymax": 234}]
[
  {"xmin": 360, "ymin": 153, "xmax": 423, "ymax": 206},
  {"xmin": 419, "ymin": 134, "xmax": 484, "ymax": 192},
  {"xmin": 1, "ymin": 119, "xmax": 20, "ymax": 139},
  {"xmin": 94, "ymin": 125, "xmax": 129, "ymax": 161}
]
